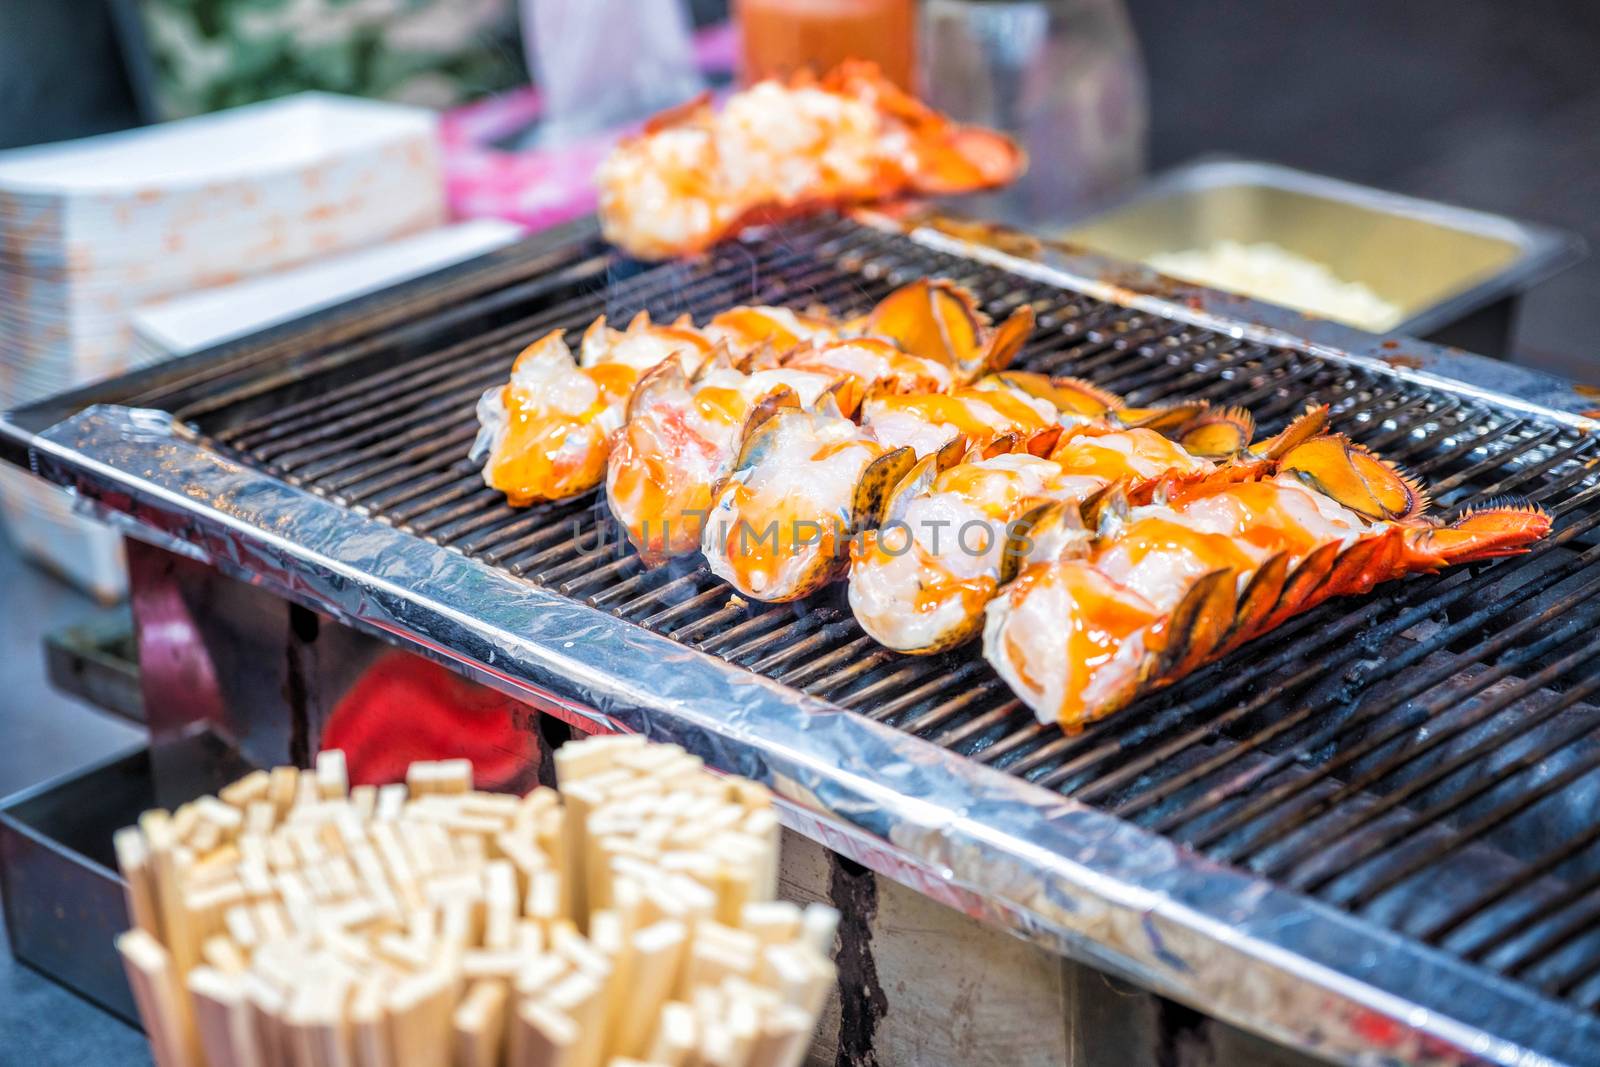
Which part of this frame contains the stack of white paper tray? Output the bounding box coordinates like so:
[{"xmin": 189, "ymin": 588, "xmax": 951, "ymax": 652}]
[{"xmin": 0, "ymin": 93, "xmax": 448, "ymax": 599}]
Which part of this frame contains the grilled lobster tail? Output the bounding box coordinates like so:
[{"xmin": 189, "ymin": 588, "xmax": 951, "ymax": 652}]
[{"xmin": 983, "ymin": 432, "xmax": 1552, "ymax": 731}]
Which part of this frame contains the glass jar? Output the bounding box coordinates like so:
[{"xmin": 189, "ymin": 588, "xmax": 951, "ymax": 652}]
[
  {"xmin": 920, "ymin": 0, "xmax": 1149, "ymax": 228},
  {"xmin": 737, "ymin": 0, "xmax": 917, "ymax": 89}
]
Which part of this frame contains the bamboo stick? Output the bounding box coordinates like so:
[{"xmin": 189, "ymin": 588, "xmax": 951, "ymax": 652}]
[
  {"xmin": 541, "ymin": 972, "xmax": 604, "ymax": 1067},
  {"xmin": 114, "ymin": 826, "xmax": 163, "ymax": 940},
  {"xmin": 220, "ymin": 770, "xmax": 271, "ymax": 810},
  {"xmin": 386, "ymin": 967, "xmax": 454, "ymax": 1067},
  {"xmin": 514, "ymin": 1001, "xmax": 579, "ymax": 1067},
  {"xmin": 614, "ymin": 920, "xmax": 687, "ymax": 1060},
  {"xmin": 745, "ymin": 1006, "xmax": 811, "ymax": 1067},
  {"xmin": 643, "ymin": 1002, "xmax": 696, "ymax": 1067},
  {"xmin": 349, "ymin": 977, "xmax": 393, "ymax": 1067},
  {"xmin": 452, "ymin": 979, "xmax": 508, "ymax": 1067},
  {"xmin": 316, "ymin": 750, "xmax": 350, "ymax": 800},
  {"xmin": 188, "ymin": 965, "xmax": 260, "ymax": 1067},
  {"xmin": 117, "ymin": 929, "xmax": 200, "ymax": 1067},
  {"xmin": 244, "ymin": 973, "xmax": 289, "ymax": 1067}
]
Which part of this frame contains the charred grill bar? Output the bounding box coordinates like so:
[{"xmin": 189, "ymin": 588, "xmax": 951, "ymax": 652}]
[{"xmin": 8, "ymin": 216, "xmax": 1600, "ymax": 1065}]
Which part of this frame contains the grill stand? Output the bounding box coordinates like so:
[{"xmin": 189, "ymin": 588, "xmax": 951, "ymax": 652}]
[
  {"xmin": 12, "ymin": 404, "xmax": 1585, "ymax": 1066},
  {"xmin": 7, "ymin": 216, "xmax": 1600, "ymax": 1066}
]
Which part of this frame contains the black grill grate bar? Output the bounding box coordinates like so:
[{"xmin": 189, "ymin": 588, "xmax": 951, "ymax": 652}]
[
  {"xmin": 385, "ymin": 475, "xmax": 488, "ymax": 529},
  {"xmin": 699, "ymin": 606, "xmax": 814, "ymax": 658},
  {"xmin": 636, "ymin": 583, "xmax": 729, "ymax": 633},
  {"xmin": 558, "ymin": 555, "xmax": 639, "ymax": 598},
  {"xmin": 746, "ymin": 620, "xmax": 863, "ymax": 676},
  {"xmin": 1409, "ymin": 418, "xmax": 1529, "ymax": 476},
  {"xmin": 898, "ymin": 685, "xmax": 1008, "ymax": 737},
  {"xmin": 607, "ymin": 570, "xmax": 702, "ymax": 615},
  {"xmin": 1423, "ymin": 821, "xmax": 1600, "ymax": 946},
  {"xmin": 1553, "ymin": 932, "xmax": 1600, "ymax": 1004},
  {"xmin": 541, "ymin": 542, "xmax": 635, "ymax": 589},
  {"xmin": 509, "ymin": 519, "xmax": 614, "ymax": 578},
  {"xmin": 476, "ymin": 499, "xmax": 594, "ymax": 566},
  {"xmin": 1425, "ymin": 427, "xmax": 1566, "ymax": 496},
  {"xmin": 850, "ymin": 660, "xmax": 990, "ymax": 721},
  {"xmin": 1103, "ymin": 340, "xmax": 1261, "ymax": 399},
  {"xmin": 363, "ymin": 467, "xmax": 480, "ymax": 523},
  {"xmin": 671, "ymin": 600, "xmax": 784, "ymax": 648},
  {"xmin": 1483, "ymin": 873, "xmax": 1600, "ymax": 976},
  {"xmin": 775, "ymin": 635, "xmax": 883, "ymax": 689},
  {"xmin": 1300, "ymin": 696, "xmax": 1600, "ymax": 906},
  {"xmin": 324, "ymin": 425, "xmax": 480, "ymax": 498},
  {"xmin": 1448, "ymin": 438, "xmax": 1600, "ymax": 507},
  {"xmin": 425, "ymin": 485, "xmax": 541, "ymax": 546},
  {"xmin": 1182, "ymin": 597, "xmax": 1600, "ymax": 856},
  {"xmin": 933, "ymin": 701, "xmax": 1033, "ymax": 754}
]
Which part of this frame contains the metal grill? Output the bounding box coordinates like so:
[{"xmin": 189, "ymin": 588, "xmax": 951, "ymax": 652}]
[{"xmin": 153, "ymin": 218, "xmax": 1600, "ymax": 1016}]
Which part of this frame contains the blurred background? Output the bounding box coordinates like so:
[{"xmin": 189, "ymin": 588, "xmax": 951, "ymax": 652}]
[{"xmin": 3, "ymin": 0, "xmax": 1596, "ymax": 373}]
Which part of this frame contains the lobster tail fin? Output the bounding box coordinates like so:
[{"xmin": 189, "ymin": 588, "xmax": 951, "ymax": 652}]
[
  {"xmin": 1251, "ymin": 404, "xmax": 1330, "ymax": 460},
  {"xmin": 1117, "ymin": 400, "xmax": 1212, "ymax": 436},
  {"xmin": 1413, "ymin": 498, "xmax": 1553, "ymax": 564},
  {"xmin": 996, "ymin": 372, "xmax": 1123, "ymax": 420},
  {"xmin": 1175, "ymin": 406, "xmax": 1255, "ymax": 459},
  {"xmin": 1279, "ymin": 434, "xmax": 1430, "ymax": 522},
  {"xmin": 979, "ymin": 303, "xmax": 1035, "ymax": 375}
]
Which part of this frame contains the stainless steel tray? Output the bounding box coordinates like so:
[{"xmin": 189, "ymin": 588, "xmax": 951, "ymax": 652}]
[{"xmin": 1061, "ymin": 157, "xmax": 1584, "ymax": 354}]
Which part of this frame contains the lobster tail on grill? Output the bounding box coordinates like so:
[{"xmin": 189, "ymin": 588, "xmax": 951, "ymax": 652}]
[{"xmin": 983, "ymin": 445, "xmax": 1553, "ymax": 731}]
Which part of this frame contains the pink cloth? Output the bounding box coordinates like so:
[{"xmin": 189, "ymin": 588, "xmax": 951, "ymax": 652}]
[{"xmin": 441, "ymin": 23, "xmax": 737, "ymax": 233}]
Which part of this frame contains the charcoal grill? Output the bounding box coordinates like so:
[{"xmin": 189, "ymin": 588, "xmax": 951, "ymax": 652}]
[{"xmin": 7, "ymin": 215, "xmax": 1600, "ymax": 1065}]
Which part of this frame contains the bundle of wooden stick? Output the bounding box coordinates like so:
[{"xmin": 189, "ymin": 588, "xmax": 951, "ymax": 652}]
[{"xmin": 113, "ymin": 735, "xmax": 838, "ymax": 1067}]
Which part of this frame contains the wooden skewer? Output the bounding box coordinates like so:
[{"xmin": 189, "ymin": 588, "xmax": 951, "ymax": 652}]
[
  {"xmin": 452, "ymin": 979, "xmax": 508, "ymax": 1067},
  {"xmin": 349, "ymin": 977, "xmax": 393, "ymax": 1067},
  {"xmin": 268, "ymin": 767, "xmax": 299, "ymax": 817},
  {"xmin": 483, "ymin": 861, "xmax": 518, "ymax": 951},
  {"xmin": 243, "ymin": 973, "xmax": 288, "ymax": 1067},
  {"xmin": 285, "ymin": 969, "xmax": 352, "ymax": 1067},
  {"xmin": 386, "ymin": 967, "xmax": 454, "ymax": 1067},
  {"xmin": 540, "ymin": 972, "xmax": 604, "ymax": 1067},
  {"xmin": 117, "ymin": 929, "xmax": 199, "ymax": 1067},
  {"xmin": 514, "ymin": 1001, "xmax": 579, "ymax": 1067},
  {"xmin": 375, "ymin": 784, "xmax": 408, "ymax": 822},
  {"xmin": 745, "ymin": 1005, "xmax": 812, "ymax": 1067},
  {"xmin": 316, "ymin": 750, "xmax": 350, "ymax": 800},
  {"xmin": 799, "ymin": 905, "xmax": 839, "ymax": 960},
  {"xmin": 220, "ymin": 770, "xmax": 272, "ymax": 810},
  {"xmin": 187, "ymin": 965, "xmax": 259, "ymax": 1067},
  {"xmin": 202, "ymin": 933, "xmax": 249, "ymax": 973},
  {"xmin": 114, "ymin": 826, "xmax": 163, "ymax": 941},
  {"xmin": 613, "ymin": 920, "xmax": 687, "ymax": 1060},
  {"xmin": 643, "ymin": 1001, "xmax": 697, "ymax": 1067}
]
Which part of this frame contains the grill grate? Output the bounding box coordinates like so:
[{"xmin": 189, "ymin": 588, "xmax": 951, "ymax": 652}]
[{"xmin": 165, "ymin": 218, "xmax": 1600, "ymax": 1014}]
